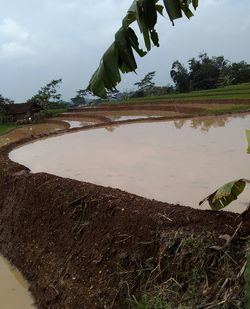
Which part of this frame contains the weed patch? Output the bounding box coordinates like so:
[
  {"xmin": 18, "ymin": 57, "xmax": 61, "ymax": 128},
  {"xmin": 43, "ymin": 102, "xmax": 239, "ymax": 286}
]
[
  {"xmin": 114, "ymin": 231, "xmax": 247, "ymax": 308},
  {"xmin": 0, "ymin": 124, "xmax": 16, "ymax": 135}
]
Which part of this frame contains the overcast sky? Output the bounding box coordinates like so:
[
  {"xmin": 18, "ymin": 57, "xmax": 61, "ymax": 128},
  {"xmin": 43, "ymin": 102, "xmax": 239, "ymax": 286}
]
[{"xmin": 0, "ymin": 0, "xmax": 250, "ymax": 102}]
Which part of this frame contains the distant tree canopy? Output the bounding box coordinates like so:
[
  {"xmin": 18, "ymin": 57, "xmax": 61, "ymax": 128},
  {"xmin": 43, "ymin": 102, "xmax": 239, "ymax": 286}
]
[
  {"xmin": 87, "ymin": 0, "xmax": 199, "ymax": 98},
  {"xmin": 0, "ymin": 94, "xmax": 14, "ymax": 122},
  {"xmin": 134, "ymin": 71, "xmax": 156, "ymax": 95},
  {"xmin": 170, "ymin": 53, "xmax": 250, "ymax": 93},
  {"xmin": 27, "ymin": 79, "xmax": 63, "ymax": 109},
  {"xmin": 0, "ymin": 94, "xmax": 14, "ymax": 106},
  {"xmin": 0, "ymin": 94, "xmax": 14, "ymax": 112},
  {"xmin": 170, "ymin": 61, "xmax": 190, "ymax": 93},
  {"xmin": 70, "ymin": 89, "xmax": 89, "ymax": 106}
]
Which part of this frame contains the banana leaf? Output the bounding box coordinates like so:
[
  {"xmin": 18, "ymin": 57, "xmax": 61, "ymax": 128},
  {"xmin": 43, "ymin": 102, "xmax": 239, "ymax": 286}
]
[
  {"xmin": 246, "ymin": 130, "xmax": 250, "ymax": 154},
  {"xmin": 199, "ymin": 179, "xmax": 247, "ymax": 210},
  {"xmin": 87, "ymin": 0, "xmax": 199, "ymax": 97}
]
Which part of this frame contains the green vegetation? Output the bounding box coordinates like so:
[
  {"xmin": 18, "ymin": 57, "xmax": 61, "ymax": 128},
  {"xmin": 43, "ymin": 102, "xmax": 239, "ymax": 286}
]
[
  {"xmin": 130, "ymin": 294, "xmax": 171, "ymax": 308},
  {"xmin": 0, "ymin": 124, "xmax": 16, "ymax": 135},
  {"xmin": 199, "ymin": 179, "xmax": 246, "ymax": 210},
  {"xmin": 198, "ymin": 132, "xmax": 250, "ymax": 309},
  {"xmin": 245, "ymin": 243, "xmax": 250, "ymax": 308},
  {"xmin": 122, "ymin": 231, "xmax": 245, "ymax": 308},
  {"xmin": 27, "ymin": 78, "xmax": 63, "ymax": 109},
  {"xmin": 87, "ymin": 0, "xmax": 198, "ymax": 97},
  {"xmin": 134, "ymin": 71, "xmax": 156, "ymax": 96},
  {"xmin": 71, "ymin": 89, "xmax": 88, "ymax": 106},
  {"xmin": 198, "ymin": 105, "xmax": 250, "ymax": 116},
  {"xmin": 42, "ymin": 109, "xmax": 67, "ymax": 117},
  {"xmin": 171, "ymin": 53, "xmax": 250, "ymax": 93},
  {"xmin": 119, "ymin": 82, "xmax": 250, "ymax": 103},
  {"xmin": 0, "ymin": 94, "xmax": 14, "ymax": 124}
]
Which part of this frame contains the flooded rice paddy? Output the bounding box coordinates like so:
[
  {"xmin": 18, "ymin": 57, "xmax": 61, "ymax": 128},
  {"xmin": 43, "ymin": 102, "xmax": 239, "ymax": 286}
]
[
  {"xmin": 10, "ymin": 114, "xmax": 250, "ymax": 213},
  {"xmin": 0, "ymin": 256, "xmax": 34, "ymax": 308}
]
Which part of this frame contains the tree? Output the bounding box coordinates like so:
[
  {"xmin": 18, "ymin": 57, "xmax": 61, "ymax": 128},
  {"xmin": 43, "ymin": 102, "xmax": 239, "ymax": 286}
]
[
  {"xmin": 0, "ymin": 94, "xmax": 14, "ymax": 106},
  {"xmin": 229, "ymin": 61, "xmax": 250, "ymax": 85},
  {"xmin": 0, "ymin": 95, "xmax": 6, "ymax": 115},
  {"xmin": 0, "ymin": 94, "xmax": 14, "ymax": 123},
  {"xmin": 27, "ymin": 79, "xmax": 62, "ymax": 109},
  {"xmin": 134, "ymin": 71, "xmax": 156, "ymax": 96},
  {"xmin": 71, "ymin": 89, "xmax": 89, "ymax": 106},
  {"xmin": 170, "ymin": 61, "xmax": 190, "ymax": 93},
  {"xmin": 0, "ymin": 94, "xmax": 14, "ymax": 111},
  {"xmin": 87, "ymin": 0, "xmax": 199, "ymax": 98},
  {"xmin": 170, "ymin": 53, "xmax": 250, "ymax": 92},
  {"xmin": 188, "ymin": 53, "xmax": 227, "ymax": 90}
]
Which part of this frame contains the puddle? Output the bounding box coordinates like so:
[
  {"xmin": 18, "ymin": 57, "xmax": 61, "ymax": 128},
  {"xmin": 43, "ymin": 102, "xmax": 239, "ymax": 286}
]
[
  {"xmin": 0, "ymin": 256, "xmax": 35, "ymax": 308},
  {"xmin": 10, "ymin": 114, "xmax": 250, "ymax": 213}
]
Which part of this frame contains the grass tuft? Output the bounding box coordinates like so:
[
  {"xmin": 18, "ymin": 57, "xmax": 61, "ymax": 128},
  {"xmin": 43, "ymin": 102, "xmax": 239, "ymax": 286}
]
[{"xmin": 113, "ymin": 230, "xmax": 247, "ymax": 308}]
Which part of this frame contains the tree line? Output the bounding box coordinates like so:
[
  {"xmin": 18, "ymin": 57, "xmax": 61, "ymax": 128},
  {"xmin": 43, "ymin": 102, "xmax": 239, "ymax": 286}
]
[
  {"xmin": 0, "ymin": 78, "xmax": 84, "ymax": 111},
  {"xmin": 1, "ymin": 53, "xmax": 250, "ymax": 112},
  {"xmin": 171, "ymin": 53, "xmax": 250, "ymax": 93}
]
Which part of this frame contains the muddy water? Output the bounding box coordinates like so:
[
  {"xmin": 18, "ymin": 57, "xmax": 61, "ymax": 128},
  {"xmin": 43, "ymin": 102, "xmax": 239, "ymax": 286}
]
[
  {"xmin": 0, "ymin": 256, "xmax": 34, "ymax": 308},
  {"xmin": 62, "ymin": 120, "xmax": 96, "ymax": 128},
  {"xmin": 10, "ymin": 114, "xmax": 250, "ymax": 213}
]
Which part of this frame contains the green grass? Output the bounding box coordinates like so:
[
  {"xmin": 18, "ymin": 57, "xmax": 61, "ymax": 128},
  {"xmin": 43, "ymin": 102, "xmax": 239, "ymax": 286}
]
[
  {"xmin": 47, "ymin": 109, "xmax": 67, "ymax": 116},
  {"xmin": 123, "ymin": 231, "xmax": 246, "ymax": 309},
  {"xmin": 42, "ymin": 109, "xmax": 67, "ymax": 117},
  {"xmin": 0, "ymin": 124, "xmax": 16, "ymax": 135},
  {"xmin": 245, "ymin": 241, "xmax": 250, "ymax": 308},
  {"xmin": 197, "ymin": 104, "xmax": 250, "ymax": 116},
  {"xmin": 130, "ymin": 294, "xmax": 171, "ymax": 309},
  {"xmin": 112, "ymin": 82, "xmax": 250, "ymax": 104}
]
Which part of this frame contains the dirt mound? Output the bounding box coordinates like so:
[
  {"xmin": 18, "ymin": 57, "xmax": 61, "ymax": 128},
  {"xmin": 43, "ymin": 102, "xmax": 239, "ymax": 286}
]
[{"xmin": 0, "ymin": 136, "xmax": 250, "ymax": 308}]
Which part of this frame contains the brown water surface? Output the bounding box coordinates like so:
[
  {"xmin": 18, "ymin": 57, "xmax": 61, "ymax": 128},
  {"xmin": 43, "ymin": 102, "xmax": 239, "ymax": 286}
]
[
  {"xmin": 10, "ymin": 114, "xmax": 250, "ymax": 213},
  {"xmin": 0, "ymin": 256, "xmax": 35, "ymax": 308}
]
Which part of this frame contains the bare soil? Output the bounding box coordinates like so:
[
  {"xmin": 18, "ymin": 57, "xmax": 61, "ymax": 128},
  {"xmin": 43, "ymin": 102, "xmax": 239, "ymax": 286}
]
[{"xmin": 0, "ymin": 105, "xmax": 250, "ymax": 308}]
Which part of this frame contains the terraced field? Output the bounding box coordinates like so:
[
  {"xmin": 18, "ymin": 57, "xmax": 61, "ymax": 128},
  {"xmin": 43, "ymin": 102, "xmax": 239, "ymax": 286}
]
[{"xmin": 117, "ymin": 82, "xmax": 250, "ymax": 103}]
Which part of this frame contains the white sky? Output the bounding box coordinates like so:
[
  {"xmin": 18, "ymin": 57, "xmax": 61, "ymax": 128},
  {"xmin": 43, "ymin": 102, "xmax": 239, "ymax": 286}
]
[{"xmin": 0, "ymin": 0, "xmax": 250, "ymax": 101}]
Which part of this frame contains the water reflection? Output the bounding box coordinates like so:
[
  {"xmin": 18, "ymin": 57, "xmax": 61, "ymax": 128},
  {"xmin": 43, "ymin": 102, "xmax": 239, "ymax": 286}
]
[
  {"xmin": 105, "ymin": 115, "xmax": 160, "ymax": 132},
  {"xmin": 10, "ymin": 114, "xmax": 250, "ymax": 213},
  {"xmin": 174, "ymin": 114, "xmax": 248, "ymax": 132}
]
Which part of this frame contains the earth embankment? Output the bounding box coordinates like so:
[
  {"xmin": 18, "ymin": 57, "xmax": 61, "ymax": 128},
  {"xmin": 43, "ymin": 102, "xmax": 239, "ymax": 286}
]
[
  {"xmin": 0, "ymin": 136, "xmax": 250, "ymax": 308},
  {"xmin": 1, "ymin": 107, "xmax": 250, "ymax": 308}
]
